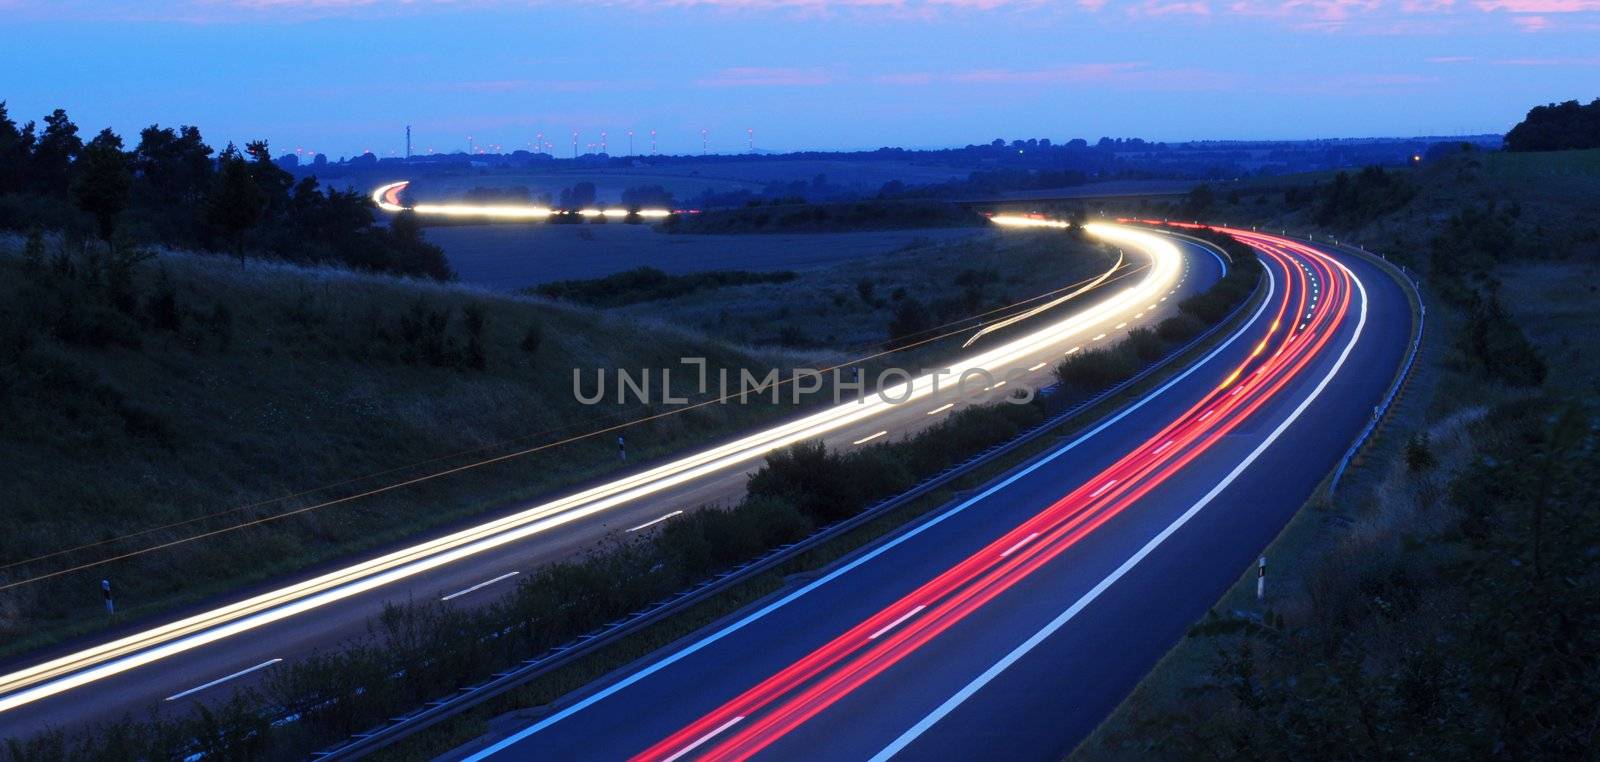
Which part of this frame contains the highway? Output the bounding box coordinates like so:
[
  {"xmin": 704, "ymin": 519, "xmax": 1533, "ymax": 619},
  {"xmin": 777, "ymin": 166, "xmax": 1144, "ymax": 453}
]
[
  {"xmin": 456, "ymin": 230, "xmax": 1414, "ymax": 760},
  {"xmin": 0, "ymin": 220, "xmax": 1223, "ymax": 738}
]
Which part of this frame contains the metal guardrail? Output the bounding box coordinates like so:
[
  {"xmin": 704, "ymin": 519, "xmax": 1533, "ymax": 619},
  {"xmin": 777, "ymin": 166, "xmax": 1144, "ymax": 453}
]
[
  {"xmin": 312, "ymin": 249, "xmax": 1265, "ymax": 760},
  {"xmin": 1322, "ymin": 240, "xmax": 1426, "ymax": 497}
]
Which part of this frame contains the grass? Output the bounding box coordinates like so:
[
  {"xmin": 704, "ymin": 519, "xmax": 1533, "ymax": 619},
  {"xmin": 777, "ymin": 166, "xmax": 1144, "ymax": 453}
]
[
  {"xmin": 0, "ymin": 237, "xmax": 817, "ymax": 658},
  {"xmin": 420, "ymin": 222, "xmax": 988, "ymax": 290},
  {"xmin": 1071, "ymin": 148, "xmax": 1600, "ymax": 760},
  {"xmin": 384, "ymin": 269, "xmax": 1271, "ymax": 762},
  {"xmin": 613, "ymin": 229, "xmax": 1117, "ymax": 351}
]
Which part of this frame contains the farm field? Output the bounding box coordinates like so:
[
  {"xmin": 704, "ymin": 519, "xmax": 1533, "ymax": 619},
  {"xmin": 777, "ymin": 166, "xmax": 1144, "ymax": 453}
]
[{"xmin": 424, "ymin": 223, "xmax": 989, "ymax": 289}]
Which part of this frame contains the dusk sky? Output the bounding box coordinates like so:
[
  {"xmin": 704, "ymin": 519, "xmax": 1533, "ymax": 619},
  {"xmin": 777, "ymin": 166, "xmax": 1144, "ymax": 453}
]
[{"xmin": 6, "ymin": 0, "xmax": 1598, "ymax": 158}]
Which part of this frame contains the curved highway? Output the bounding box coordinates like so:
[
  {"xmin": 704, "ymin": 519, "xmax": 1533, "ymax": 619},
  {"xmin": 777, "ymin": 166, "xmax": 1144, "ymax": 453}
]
[
  {"xmin": 457, "ymin": 229, "xmax": 1414, "ymax": 760},
  {"xmin": 0, "ymin": 221, "xmax": 1223, "ymax": 738}
]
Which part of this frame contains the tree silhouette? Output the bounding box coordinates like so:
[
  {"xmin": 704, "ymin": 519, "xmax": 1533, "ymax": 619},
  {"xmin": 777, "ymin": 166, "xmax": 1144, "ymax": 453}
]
[
  {"xmin": 206, "ymin": 143, "xmax": 264, "ymax": 262},
  {"xmin": 72, "ymin": 128, "xmax": 132, "ymax": 243}
]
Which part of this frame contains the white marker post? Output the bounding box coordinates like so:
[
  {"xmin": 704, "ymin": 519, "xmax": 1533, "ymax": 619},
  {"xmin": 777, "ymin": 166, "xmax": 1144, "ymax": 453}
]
[
  {"xmin": 1256, "ymin": 556, "xmax": 1266, "ymax": 602},
  {"xmin": 102, "ymin": 579, "xmax": 114, "ymax": 615}
]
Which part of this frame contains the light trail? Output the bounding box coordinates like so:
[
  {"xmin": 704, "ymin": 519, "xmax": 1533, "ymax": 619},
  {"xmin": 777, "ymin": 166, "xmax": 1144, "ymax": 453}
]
[
  {"xmin": 370, "ymin": 180, "xmax": 675, "ymax": 220},
  {"xmin": 0, "ymin": 221, "xmax": 1183, "ymax": 715},
  {"xmin": 630, "ymin": 231, "xmax": 1360, "ymax": 762}
]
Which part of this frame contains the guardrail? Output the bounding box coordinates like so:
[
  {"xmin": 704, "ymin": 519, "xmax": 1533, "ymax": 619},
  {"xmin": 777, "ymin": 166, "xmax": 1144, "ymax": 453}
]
[
  {"xmin": 1321, "ymin": 239, "xmax": 1426, "ymax": 497},
  {"xmin": 312, "ymin": 241, "xmax": 1264, "ymax": 760}
]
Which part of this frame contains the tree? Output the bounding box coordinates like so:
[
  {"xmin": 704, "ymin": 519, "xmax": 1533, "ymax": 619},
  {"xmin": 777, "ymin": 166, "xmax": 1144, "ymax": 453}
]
[
  {"xmin": 1183, "ymin": 183, "xmax": 1215, "ymax": 218},
  {"xmin": 0, "ymin": 101, "xmax": 37, "ymax": 195},
  {"xmin": 558, "ymin": 182, "xmax": 597, "ymax": 209},
  {"xmin": 32, "ymin": 108, "xmax": 82, "ymax": 197},
  {"xmin": 206, "ymin": 143, "xmax": 264, "ymax": 262},
  {"xmin": 72, "ymin": 128, "xmax": 132, "ymax": 242},
  {"xmin": 1504, "ymin": 98, "xmax": 1600, "ymax": 152},
  {"xmin": 135, "ymin": 124, "xmax": 213, "ymax": 204}
]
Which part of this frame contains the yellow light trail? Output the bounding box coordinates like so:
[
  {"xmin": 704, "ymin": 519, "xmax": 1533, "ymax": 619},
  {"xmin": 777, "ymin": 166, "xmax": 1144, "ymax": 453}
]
[{"xmin": 0, "ymin": 220, "xmax": 1183, "ymax": 714}]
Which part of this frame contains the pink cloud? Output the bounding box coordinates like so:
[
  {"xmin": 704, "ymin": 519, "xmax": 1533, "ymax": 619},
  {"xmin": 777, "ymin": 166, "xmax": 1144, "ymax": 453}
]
[
  {"xmin": 871, "ymin": 72, "xmax": 937, "ymax": 84},
  {"xmin": 1473, "ymin": 0, "xmax": 1599, "ymax": 10},
  {"xmin": 1127, "ymin": 0, "xmax": 1213, "ymax": 14},
  {"xmin": 1512, "ymin": 12, "xmax": 1553, "ymax": 25},
  {"xmin": 696, "ymin": 67, "xmax": 834, "ymax": 87},
  {"xmin": 943, "ymin": 63, "xmax": 1235, "ymax": 89}
]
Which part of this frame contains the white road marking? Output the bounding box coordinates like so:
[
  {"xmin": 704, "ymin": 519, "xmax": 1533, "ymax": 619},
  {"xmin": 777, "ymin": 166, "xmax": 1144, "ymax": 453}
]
[
  {"xmin": 999, "ymin": 533, "xmax": 1040, "ymax": 558},
  {"xmin": 1114, "ymin": 322, "xmax": 1127, "ymax": 330},
  {"xmin": 1153, "ymin": 439, "xmax": 1175, "ymax": 455},
  {"xmin": 164, "ymin": 659, "xmax": 282, "ymax": 702},
  {"xmin": 441, "ymin": 571, "xmax": 521, "ymax": 601},
  {"xmin": 926, "ymin": 403, "xmax": 955, "ymax": 416},
  {"xmin": 1066, "ymin": 346, "xmax": 1081, "ymax": 355},
  {"xmin": 871, "ymin": 245, "xmax": 1371, "ymax": 762},
  {"xmin": 458, "ymin": 240, "xmax": 1281, "ymax": 762},
  {"xmin": 1027, "ymin": 362, "xmax": 1047, "ymax": 372},
  {"xmin": 625, "ymin": 512, "xmax": 684, "ymax": 534},
  {"xmin": 1088, "ymin": 479, "xmax": 1119, "ymax": 499},
  {"xmin": 663, "ymin": 716, "xmax": 746, "ymax": 762},
  {"xmin": 1092, "ymin": 333, "xmax": 1106, "ymax": 341},
  {"xmin": 853, "ymin": 431, "xmax": 889, "ymax": 445},
  {"xmin": 868, "ymin": 606, "xmax": 927, "ymax": 640}
]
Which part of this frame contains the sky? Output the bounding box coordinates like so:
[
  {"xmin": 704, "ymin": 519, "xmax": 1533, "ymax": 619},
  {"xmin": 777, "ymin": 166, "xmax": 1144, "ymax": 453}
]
[{"xmin": 4, "ymin": 0, "xmax": 1598, "ymax": 158}]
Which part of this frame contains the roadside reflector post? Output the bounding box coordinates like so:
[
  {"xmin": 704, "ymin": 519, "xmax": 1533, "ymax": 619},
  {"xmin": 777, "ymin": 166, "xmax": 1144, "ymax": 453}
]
[
  {"xmin": 102, "ymin": 578, "xmax": 114, "ymax": 615},
  {"xmin": 618, "ymin": 434, "xmax": 626, "ymax": 462},
  {"xmin": 1256, "ymin": 556, "xmax": 1266, "ymax": 602}
]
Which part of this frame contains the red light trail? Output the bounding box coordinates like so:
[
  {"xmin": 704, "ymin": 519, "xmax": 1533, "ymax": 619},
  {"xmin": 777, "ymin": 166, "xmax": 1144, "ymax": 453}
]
[{"xmin": 632, "ymin": 230, "xmax": 1353, "ymax": 762}]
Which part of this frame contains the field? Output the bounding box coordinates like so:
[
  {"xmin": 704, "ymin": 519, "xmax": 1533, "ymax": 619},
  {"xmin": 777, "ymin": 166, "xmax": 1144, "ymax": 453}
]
[
  {"xmin": 423, "ymin": 223, "xmax": 987, "ymax": 289},
  {"xmin": 615, "ymin": 229, "xmax": 1117, "ymax": 350},
  {"xmin": 400, "ymin": 158, "xmax": 974, "ymax": 205},
  {"xmin": 0, "ymin": 237, "xmax": 813, "ymax": 654}
]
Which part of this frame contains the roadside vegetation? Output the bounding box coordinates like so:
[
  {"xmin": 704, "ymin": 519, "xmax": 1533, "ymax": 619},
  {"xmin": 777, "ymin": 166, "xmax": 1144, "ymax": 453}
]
[
  {"xmin": 0, "ymin": 233, "xmax": 806, "ymax": 656},
  {"xmin": 661, "ymin": 198, "xmax": 985, "ymax": 234},
  {"xmin": 0, "ymin": 226, "xmax": 1262, "ymax": 761},
  {"xmin": 610, "ymin": 229, "xmax": 1119, "ymax": 353},
  {"xmin": 1074, "ymin": 106, "xmax": 1599, "ymax": 760},
  {"xmin": 528, "ymin": 267, "xmax": 798, "ymax": 308}
]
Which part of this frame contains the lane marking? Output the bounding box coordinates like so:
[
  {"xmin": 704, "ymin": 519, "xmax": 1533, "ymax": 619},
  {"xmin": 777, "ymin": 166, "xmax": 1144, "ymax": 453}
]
[
  {"xmin": 625, "ymin": 512, "xmax": 684, "ymax": 534},
  {"xmin": 1091, "ymin": 334, "xmax": 1106, "ymax": 342},
  {"xmin": 853, "ymin": 431, "xmax": 889, "ymax": 445},
  {"xmin": 1088, "ymin": 479, "xmax": 1119, "ymax": 499},
  {"xmin": 458, "ymin": 237, "xmax": 1278, "ymax": 762},
  {"xmin": 868, "ymin": 606, "xmax": 927, "ymax": 640},
  {"xmin": 663, "ymin": 716, "xmax": 745, "ymax": 762},
  {"xmin": 441, "ymin": 571, "xmax": 521, "ymax": 601},
  {"xmin": 927, "ymin": 403, "xmax": 955, "ymax": 416},
  {"xmin": 1027, "ymin": 362, "xmax": 1047, "ymax": 372},
  {"xmin": 870, "ymin": 242, "xmax": 1372, "ymax": 762},
  {"xmin": 164, "ymin": 658, "xmax": 282, "ymax": 702},
  {"xmin": 1065, "ymin": 346, "xmax": 1081, "ymax": 355},
  {"xmin": 1153, "ymin": 439, "xmax": 1175, "ymax": 455},
  {"xmin": 1114, "ymin": 322, "xmax": 1127, "ymax": 330},
  {"xmin": 999, "ymin": 533, "xmax": 1040, "ymax": 558}
]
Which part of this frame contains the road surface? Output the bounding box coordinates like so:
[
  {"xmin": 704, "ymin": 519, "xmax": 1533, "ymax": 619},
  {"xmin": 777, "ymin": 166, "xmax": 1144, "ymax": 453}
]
[
  {"xmin": 457, "ymin": 230, "xmax": 1413, "ymax": 761},
  {"xmin": 0, "ymin": 222, "xmax": 1223, "ymax": 739}
]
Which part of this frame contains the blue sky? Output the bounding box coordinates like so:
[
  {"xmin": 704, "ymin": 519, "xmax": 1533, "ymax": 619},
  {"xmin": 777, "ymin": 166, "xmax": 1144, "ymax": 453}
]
[{"xmin": 6, "ymin": 0, "xmax": 1598, "ymax": 158}]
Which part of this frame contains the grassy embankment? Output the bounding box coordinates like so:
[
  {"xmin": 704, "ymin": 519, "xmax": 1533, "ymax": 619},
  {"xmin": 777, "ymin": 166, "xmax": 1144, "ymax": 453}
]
[
  {"xmin": 2, "ymin": 231, "xmax": 1258, "ymax": 760},
  {"xmin": 1074, "ymin": 148, "xmax": 1599, "ymax": 759},
  {"xmin": 0, "ymin": 236, "xmax": 810, "ymax": 657}
]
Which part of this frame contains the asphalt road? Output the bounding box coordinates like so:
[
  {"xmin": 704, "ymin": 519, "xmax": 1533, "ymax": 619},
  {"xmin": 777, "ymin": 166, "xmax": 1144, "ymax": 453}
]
[
  {"xmin": 0, "ymin": 223, "xmax": 1221, "ymax": 739},
  {"xmin": 456, "ymin": 231, "xmax": 1413, "ymax": 761}
]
